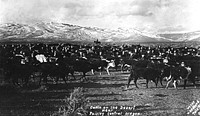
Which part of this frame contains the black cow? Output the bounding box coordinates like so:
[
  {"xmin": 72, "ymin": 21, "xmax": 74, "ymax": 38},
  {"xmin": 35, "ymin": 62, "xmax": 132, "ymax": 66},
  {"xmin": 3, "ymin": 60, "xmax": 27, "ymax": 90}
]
[
  {"xmin": 126, "ymin": 67, "xmax": 161, "ymax": 89},
  {"xmin": 182, "ymin": 60, "xmax": 200, "ymax": 78},
  {"xmin": 165, "ymin": 64, "xmax": 196, "ymax": 89},
  {"xmin": 58, "ymin": 57, "xmax": 115, "ymax": 82},
  {"xmin": 38, "ymin": 62, "xmax": 74, "ymax": 85},
  {"xmin": 55, "ymin": 57, "xmax": 92, "ymax": 81},
  {"xmin": 4, "ymin": 59, "xmax": 36, "ymax": 87},
  {"xmin": 89, "ymin": 58, "xmax": 115, "ymax": 75},
  {"xmin": 160, "ymin": 65, "xmax": 171, "ymax": 85},
  {"xmin": 71, "ymin": 58, "xmax": 93, "ymax": 81}
]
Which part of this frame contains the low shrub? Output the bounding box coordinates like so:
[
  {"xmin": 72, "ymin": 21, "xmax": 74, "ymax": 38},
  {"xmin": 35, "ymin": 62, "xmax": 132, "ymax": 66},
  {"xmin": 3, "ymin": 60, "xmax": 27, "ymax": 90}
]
[{"xmin": 52, "ymin": 87, "xmax": 89, "ymax": 116}]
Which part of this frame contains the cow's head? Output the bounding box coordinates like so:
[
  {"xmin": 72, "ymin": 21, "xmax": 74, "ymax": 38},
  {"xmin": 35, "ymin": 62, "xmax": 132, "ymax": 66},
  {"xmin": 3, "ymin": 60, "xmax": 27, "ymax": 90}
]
[
  {"xmin": 180, "ymin": 62, "xmax": 186, "ymax": 67},
  {"xmin": 164, "ymin": 75, "xmax": 172, "ymax": 81},
  {"xmin": 109, "ymin": 60, "xmax": 115, "ymax": 67}
]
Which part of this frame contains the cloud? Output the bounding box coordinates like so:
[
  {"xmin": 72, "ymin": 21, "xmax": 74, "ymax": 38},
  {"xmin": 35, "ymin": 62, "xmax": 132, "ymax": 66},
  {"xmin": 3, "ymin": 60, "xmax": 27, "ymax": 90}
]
[
  {"xmin": 0, "ymin": 0, "xmax": 54, "ymax": 23},
  {"xmin": 0, "ymin": 0, "xmax": 200, "ymax": 32}
]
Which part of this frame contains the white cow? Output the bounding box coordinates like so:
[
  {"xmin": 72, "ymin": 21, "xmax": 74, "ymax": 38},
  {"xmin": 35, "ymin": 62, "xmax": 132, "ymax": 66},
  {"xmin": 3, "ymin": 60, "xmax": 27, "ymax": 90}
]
[{"xmin": 35, "ymin": 54, "xmax": 47, "ymax": 63}]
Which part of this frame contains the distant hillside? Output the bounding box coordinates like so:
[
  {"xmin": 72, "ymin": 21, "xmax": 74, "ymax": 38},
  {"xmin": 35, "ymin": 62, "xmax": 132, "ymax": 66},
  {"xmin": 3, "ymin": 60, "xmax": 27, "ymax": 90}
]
[
  {"xmin": 158, "ymin": 31, "xmax": 200, "ymax": 42},
  {"xmin": 0, "ymin": 22, "xmax": 199, "ymax": 43},
  {"xmin": 0, "ymin": 22, "xmax": 168, "ymax": 43}
]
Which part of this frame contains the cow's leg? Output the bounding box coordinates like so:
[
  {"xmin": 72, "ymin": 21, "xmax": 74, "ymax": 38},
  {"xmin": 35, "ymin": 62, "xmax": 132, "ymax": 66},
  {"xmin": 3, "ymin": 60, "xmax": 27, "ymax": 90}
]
[
  {"xmin": 12, "ymin": 74, "xmax": 22, "ymax": 87},
  {"xmin": 158, "ymin": 75, "xmax": 163, "ymax": 87},
  {"xmin": 183, "ymin": 79, "xmax": 187, "ymax": 89},
  {"xmin": 99, "ymin": 66, "xmax": 103, "ymax": 75},
  {"xmin": 121, "ymin": 64, "xmax": 124, "ymax": 72},
  {"xmin": 55, "ymin": 76, "xmax": 60, "ymax": 84},
  {"xmin": 81, "ymin": 72, "xmax": 86, "ymax": 82},
  {"xmin": 166, "ymin": 75, "xmax": 172, "ymax": 81},
  {"xmin": 153, "ymin": 78, "xmax": 158, "ymax": 88},
  {"xmin": 39, "ymin": 76, "xmax": 42, "ymax": 85},
  {"xmin": 12, "ymin": 76, "xmax": 18, "ymax": 86},
  {"xmin": 159, "ymin": 77, "xmax": 164, "ymax": 87},
  {"xmin": 134, "ymin": 77, "xmax": 139, "ymax": 88},
  {"xmin": 56, "ymin": 74, "xmax": 66, "ymax": 84},
  {"xmin": 21, "ymin": 77, "xmax": 24, "ymax": 85},
  {"xmin": 65, "ymin": 73, "xmax": 69, "ymax": 81},
  {"xmin": 61, "ymin": 74, "xmax": 67, "ymax": 84},
  {"xmin": 166, "ymin": 79, "xmax": 172, "ymax": 89},
  {"xmin": 173, "ymin": 80, "xmax": 177, "ymax": 89},
  {"xmin": 146, "ymin": 79, "xmax": 149, "ymax": 88},
  {"xmin": 115, "ymin": 65, "xmax": 118, "ymax": 71},
  {"xmin": 126, "ymin": 75, "xmax": 133, "ymax": 89},
  {"xmin": 190, "ymin": 75, "xmax": 196, "ymax": 88},
  {"xmin": 39, "ymin": 73, "xmax": 47, "ymax": 85},
  {"xmin": 23, "ymin": 76, "xmax": 29, "ymax": 87},
  {"xmin": 18, "ymin": 77, "xmax": 24, "ymax": 87},
  {"xmin": 70, "ymin": 72, "xmax": 75, "ymax": 80},
  {"xmin": 125, "ymin": 71, "xmax": 134, "ymax": 89},
  {"xmin": 83, "ymin": 72, "xmax": 85, "ymax": 79},
  {"xmin": 44, "ymin": 75, "xmax": 48, "ymax": 84},
  {"xmin": 183, "ymin": 72, "xmax": 191, "ymax": 89},
  {"xmin": 13, "ymin": 79, "xmax": 19, "ymax": 86},
  {"xmin": 39, "ymin": 73, "xmax": 46, "ymax": 85},
  {"xmin": 10, "ymin": 74, "xmax": 15, "ymax": 85},
  {"xmin": 192, "ymin": 78, "xmax": 196, "ymax": 88},
  {"xmin": 126, "ymin": 65, "xmax": 129, "ymax": 72},
  {"xmin": 91, "ymin": 69, "xmax": 94, "ymax": 75},
  {"xmin": 30, "ymin": 74, "xmax": 35, "ymax": 83},
  {"xmin": 106, "ymin": 66, "xmax": 110, "ymax": 75}
]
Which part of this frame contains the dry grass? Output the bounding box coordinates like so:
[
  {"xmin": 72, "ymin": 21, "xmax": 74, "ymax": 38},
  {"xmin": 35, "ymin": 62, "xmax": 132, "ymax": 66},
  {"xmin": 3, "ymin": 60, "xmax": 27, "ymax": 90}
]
[{"xmin": 0, "ymin": 71, "xmax": 199, "ymax": 116}]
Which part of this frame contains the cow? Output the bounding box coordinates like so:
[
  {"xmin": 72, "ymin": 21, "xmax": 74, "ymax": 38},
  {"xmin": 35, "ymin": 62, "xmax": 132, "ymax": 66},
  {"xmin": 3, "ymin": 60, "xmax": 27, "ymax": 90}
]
[
  {"xmin": 37, "ymin": 61, "xmax": 74, "ymax": 85},
  {"xmin": 181, "ymin": 60, "xmax": 200, "ymax": 79},
  {"xmin": 56, "ymin": 57, "xmax": 115, "ymax": 82},
  {"xmin": 126, "ymin": 67, "xmax": 162, "ymax": 89},
  {"xmin": 165, "ymin": 62, "xmax": 196, "ymax": 89},
  {"xmin": 3, "ymin": 57, "xmax": 36, "ymax": 87},
  {"xmin": 89, "ymin": 58, "xmax": 115, "ymax": 75},
  {"xmin": 35, "ymin": 54, "xmax": 49, "ymax": 63},
  {"xmin": 71, "ymin": 58, "xmax": 93, "ymax": 81},
  {"xmin": 112, "ymin": 56, "xmax": 121, "ymax": 71},
  {"xmin": 144, "ymin": 60, "xmax": 170, "ymax": 87},
  {"xmin": 120, "ymin": 58, "xmax": 136, "ymax": 72},
  {"xmin": 120, "ymin": 59, "xmax": 150, "ymax": 72},
  {"xmin": 57, "ymin": 57, "xmax": 90, "ymax": 79}
]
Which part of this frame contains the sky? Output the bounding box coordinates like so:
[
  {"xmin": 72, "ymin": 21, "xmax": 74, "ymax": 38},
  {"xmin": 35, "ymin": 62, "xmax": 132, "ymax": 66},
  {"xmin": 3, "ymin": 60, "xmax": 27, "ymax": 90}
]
[{"xmin": 0, "ymin": 0, "xmax": 200, "ymax": 33}]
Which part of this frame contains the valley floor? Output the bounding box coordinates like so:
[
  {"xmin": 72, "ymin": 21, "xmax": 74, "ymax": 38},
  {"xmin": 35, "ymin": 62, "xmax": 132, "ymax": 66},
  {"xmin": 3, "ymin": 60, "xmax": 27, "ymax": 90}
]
[{"xmin": 0, "ymin": 71, "xmax": 200, "ymax": 116}]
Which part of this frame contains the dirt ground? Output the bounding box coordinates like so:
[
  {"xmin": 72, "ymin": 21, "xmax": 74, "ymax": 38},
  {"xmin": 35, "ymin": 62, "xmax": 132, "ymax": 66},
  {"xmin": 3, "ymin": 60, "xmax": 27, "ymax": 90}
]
[{"xmin": 0, "ymin": 70, "xmax": 200, "ymax": 116}]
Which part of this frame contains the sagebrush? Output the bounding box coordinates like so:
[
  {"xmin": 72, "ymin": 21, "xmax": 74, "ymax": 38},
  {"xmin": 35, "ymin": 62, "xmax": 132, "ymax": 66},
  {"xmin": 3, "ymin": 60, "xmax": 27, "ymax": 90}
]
[{"xmin": 52, "ymin": 87, "xmax": 89, "ymax": 116}]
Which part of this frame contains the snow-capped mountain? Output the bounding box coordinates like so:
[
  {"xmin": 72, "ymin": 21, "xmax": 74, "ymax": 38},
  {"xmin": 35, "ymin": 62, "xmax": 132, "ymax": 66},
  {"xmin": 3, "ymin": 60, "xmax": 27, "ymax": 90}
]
[
  {"xmin": 0, "ymin": 22, "xmax": 199, "ymax": 43},
  {"xmin": 158, "ymin": 31, "xmax": 200, "ymax": 42}
]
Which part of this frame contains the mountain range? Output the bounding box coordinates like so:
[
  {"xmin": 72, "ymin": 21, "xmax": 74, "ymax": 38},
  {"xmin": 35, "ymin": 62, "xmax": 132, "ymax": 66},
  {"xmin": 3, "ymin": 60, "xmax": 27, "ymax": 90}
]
[{"xmin": 0, "ymin": 22, "xmax": 200, "ymax": 43}]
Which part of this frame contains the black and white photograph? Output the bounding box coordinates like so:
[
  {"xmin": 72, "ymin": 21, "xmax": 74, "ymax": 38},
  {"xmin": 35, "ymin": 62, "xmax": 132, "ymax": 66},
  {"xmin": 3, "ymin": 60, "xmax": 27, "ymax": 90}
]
[{"xmin": 0, "ymin": 0, "xmax": 200, "ymax": 115}]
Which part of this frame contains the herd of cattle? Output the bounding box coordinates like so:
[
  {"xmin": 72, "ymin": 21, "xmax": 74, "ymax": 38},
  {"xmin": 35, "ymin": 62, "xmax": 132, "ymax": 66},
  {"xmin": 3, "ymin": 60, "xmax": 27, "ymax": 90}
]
[{"xmin": 0, "ymin": 42, "xmax": 200, "ymax": 89}]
